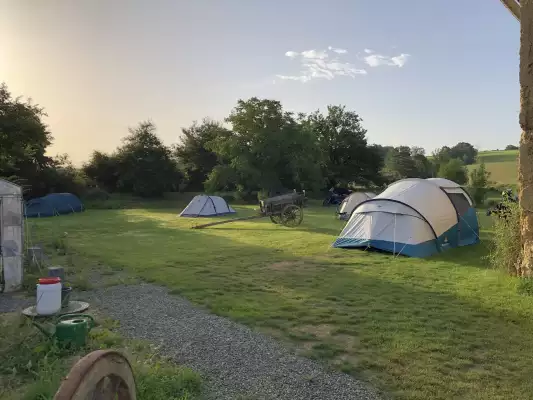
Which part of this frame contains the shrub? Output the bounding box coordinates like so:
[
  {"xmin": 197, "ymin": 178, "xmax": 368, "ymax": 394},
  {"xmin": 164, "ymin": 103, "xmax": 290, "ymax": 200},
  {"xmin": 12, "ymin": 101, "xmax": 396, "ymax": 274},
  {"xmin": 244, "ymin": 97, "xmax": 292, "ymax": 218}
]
[
  {"xmin": 83, "ymin": 187, "xmax": 111, "ymax": 201},
  {"xmin": 257, "ymin": 189, "xmax": 270, "ymax": 200},
  {"xmin": 517, "ymin": 278, "xmax": 533, "ymax": 296},
  {"xmin": 84, "ymin": 199, "xmax": 126, "ymax": 210},
  {"xmin": 469, "ymin": 162, "xmax": 490, "ymax": 205},
  {"xmin": 469, "ymin": 187, "xmax": 488, "ymax": 206},
  {"xmin": 221, "ymin": 194, "xmax": 235, "ymax": 203},
  {"xmin": 437, "ymin": 158, "xmax": 468, "ymax": 184},
  {"xmin": 234, "ymin": 190, "xmax": 257, "ymax": 204},
  {"xmin": 485, "ymin": 200, "xmax": 521, "ymax": 274}
]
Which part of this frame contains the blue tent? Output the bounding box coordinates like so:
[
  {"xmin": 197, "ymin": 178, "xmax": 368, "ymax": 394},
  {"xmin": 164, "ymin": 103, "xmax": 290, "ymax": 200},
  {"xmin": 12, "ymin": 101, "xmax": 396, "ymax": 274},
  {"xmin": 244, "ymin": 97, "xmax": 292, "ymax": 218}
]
[{"xmin": 25, "ymin": 193, "xmax": 84, "ymax": 218}]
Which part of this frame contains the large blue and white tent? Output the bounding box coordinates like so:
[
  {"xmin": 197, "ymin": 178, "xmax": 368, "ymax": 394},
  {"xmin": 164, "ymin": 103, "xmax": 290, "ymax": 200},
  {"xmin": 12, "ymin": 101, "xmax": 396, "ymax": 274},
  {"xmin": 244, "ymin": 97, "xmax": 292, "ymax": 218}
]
[{"xmin": 332, "ymin": 178, "xmax": 479, "ymax": 257}]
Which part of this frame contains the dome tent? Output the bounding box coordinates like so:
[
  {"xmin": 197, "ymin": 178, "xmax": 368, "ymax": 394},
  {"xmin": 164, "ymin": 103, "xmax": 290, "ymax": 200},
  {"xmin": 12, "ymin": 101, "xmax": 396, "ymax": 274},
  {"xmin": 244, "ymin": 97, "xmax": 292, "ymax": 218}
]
[
  {"xmin": 25, "ymin": 193, "xmax": 83, "ymax": 218},
  {"xmin": 333, "ymin": 178, "xmax": 479, "ymax": 257},
  {"xmin": 180, "ymin": 195, "xmax": 236, "ymax": 217},
  {"xmin": 337, "ymin": 192, "xmax": 376, "ymax": 220}
]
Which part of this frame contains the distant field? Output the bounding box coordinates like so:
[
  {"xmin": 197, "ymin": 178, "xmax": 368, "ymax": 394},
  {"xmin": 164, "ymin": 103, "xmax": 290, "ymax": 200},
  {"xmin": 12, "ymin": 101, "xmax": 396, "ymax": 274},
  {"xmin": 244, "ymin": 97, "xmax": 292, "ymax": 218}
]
[{"xmin": 469, "ymin": 150, "xmax": 518, "ymax": 187}]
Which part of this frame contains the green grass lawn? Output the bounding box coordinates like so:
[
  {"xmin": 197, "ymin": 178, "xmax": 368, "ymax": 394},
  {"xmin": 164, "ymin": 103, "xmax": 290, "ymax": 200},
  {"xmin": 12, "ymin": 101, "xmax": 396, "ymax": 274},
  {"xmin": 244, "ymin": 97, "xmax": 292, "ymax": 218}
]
[
  {"xmin": 28, "ymin": 202, "xmax": 533, "ymax": 400},
  {"xmin": 469, "ymin": 150, "xmax": 518, "ymax": 187},
  {"xmin": 0, "ymin": 312, "xmax": 201, "ymax": 400}
]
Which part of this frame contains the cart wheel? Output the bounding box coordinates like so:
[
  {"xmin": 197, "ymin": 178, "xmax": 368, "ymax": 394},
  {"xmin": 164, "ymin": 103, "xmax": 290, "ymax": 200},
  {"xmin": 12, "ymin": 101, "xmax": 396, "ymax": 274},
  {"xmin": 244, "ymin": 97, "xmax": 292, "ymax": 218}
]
[
  {"xmin": 270, "ymin": 215, "xmax": 282, "ymax": 224},
  {"xmin": 280, "ymin": 204, "xmax": 303, "ymax": 227},
  {"xmin": 54, "ymin": 350, "xmax": 136, "ymax": 400}
]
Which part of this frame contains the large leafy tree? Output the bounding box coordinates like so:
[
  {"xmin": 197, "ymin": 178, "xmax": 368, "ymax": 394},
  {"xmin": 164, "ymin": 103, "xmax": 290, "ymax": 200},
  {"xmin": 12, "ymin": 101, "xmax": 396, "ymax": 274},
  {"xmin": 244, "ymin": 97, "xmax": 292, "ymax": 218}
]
[
  {"xmin": 114, "ymin": 121, "xmax": 180, "ymax": 197},
  {"xmin": 432, "ymin": 142, "xmax": 478, "ymax": 169},
  {"xmin": 174, "ymin": 119, "xmax": 231, "ymax": 191},
  {"xmin": 0, "ymin": 82, "xmax": 54, "ymax": 196},
  {"xmin": 449, "ymin": 142, "xmax": 478, "ymax": 165},
  {"xmin": 382, "ymin": 146, "xmax": 432, "ymax": 181},
  {"xmin": 383, "ymin": 146, "xmax": 418, "ymax": 180},
  {"xmin": 45, "ymin": 154, "xmax": 89, "ymax": 197},
  {"xmin": 83, "ymin": 151, "xmax": 120, "ymax": 192},
  {"xmin": 437, "ymin": 158, "xmax": 468, "ymax": 184},
  {"xmin": 410, "ymin": 147, "xmax": 434, "ymax": 178},
  {"xmin": 206, "ymin": 97, "xmax": 322, "ymax": 193},
  {"xmin": 305, "ymin": 105, "xmax": 382, "ymax": 187}
]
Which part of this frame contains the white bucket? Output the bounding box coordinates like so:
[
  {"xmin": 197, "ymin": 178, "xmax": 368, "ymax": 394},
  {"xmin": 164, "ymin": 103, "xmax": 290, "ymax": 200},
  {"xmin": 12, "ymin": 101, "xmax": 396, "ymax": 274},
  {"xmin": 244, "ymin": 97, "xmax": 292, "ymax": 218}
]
[{"xmin": 36, "ymin": 277, "xmax": 62, "ymax": 315}]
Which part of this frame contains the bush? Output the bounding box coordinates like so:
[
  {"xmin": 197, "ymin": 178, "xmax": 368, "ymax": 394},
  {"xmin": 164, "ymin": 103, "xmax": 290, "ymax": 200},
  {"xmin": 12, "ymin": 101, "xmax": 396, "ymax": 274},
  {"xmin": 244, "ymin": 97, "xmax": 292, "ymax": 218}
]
[
  {"xmin": 469, "ymin": 187, "xmax": 488, "ymax": 206},
  {"xmin": 468, "ymin": 162, "xmax": 490, "ymax": 205},
  {"xmin": 517, "ymin": 278, "xmax": 533, "ymax": 296},
  {"xmin": 437, "ymin": 158, "xmax": 468, "ymax": 184},
  {"xmin": 221, "ymin": 194, "xmax": 235, "ymax": 203},
  {"xmin": 257, "ymin": 189, "xmax": 270, "ymax": 200},
  {"xmin": 83, "ymin": 187, "xmax": 111, "ymax": 201},
  {"xmin": 486, "ymin": 200, "xmax": 521, "ymax": 274},
  {"xmin": 84, "ymin": 199, "xmax": 127, "ymax": 210},
  {"xmin": 234, "ymin": 190, "xmax": 258, "ymax": 204}
]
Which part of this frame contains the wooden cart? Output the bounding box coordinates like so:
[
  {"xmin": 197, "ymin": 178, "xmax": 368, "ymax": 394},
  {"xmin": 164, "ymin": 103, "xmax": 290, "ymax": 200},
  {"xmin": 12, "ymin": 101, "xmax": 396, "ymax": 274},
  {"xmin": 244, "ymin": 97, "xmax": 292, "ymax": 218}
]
[{"xmin": 192, "ymin": 191, "xmax": 305, "ymax": 229}]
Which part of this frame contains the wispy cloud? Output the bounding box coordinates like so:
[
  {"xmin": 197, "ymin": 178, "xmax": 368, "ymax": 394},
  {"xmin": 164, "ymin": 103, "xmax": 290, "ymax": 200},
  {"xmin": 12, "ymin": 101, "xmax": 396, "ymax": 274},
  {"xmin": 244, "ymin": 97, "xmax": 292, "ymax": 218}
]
[
  {"xmin": 363, "ymin": 49, "xmax": 410, "ymax": 68},
  {"xmin": 328, "ymin": 46, "xmax": 348, "ymax": 54},
  {"xmin": 285, "ymin": 51, "xmax": 299, "ymax": 58},
  {"xmin": 277, "ymin": 47, "xmax": 366, "ymax": 83},
  {"xmin": 276, "ymin": 46, "xmax": 410, "ymax": 83}
]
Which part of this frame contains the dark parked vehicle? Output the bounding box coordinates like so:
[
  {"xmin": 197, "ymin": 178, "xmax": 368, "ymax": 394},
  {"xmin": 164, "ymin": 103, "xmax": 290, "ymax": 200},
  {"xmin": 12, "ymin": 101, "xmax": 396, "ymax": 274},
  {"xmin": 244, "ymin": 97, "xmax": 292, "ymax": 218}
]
[{"xmin": 323, "ymin": 187, "xmax": 351, "ymax": 206}]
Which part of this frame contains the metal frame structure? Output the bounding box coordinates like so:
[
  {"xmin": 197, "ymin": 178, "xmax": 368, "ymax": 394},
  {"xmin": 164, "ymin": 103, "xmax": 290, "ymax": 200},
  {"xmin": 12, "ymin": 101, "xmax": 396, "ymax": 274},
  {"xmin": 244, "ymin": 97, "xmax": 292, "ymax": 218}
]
[{"xmin": 0, "ymin": 179, "xmax": 24, "ymax": 293}]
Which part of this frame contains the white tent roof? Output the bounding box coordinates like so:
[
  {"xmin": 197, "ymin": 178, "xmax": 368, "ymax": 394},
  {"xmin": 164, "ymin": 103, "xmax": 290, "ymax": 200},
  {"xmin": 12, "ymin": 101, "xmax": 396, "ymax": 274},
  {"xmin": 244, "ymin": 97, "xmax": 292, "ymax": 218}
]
[
  {"xmin": 180, "ymin": 195, "xmax": 236, "ymax": 217},
  {"xmin": 359, "ymin": 178, "xmax": 467, "ymax": 237},
  {"xmin": 334, "ymin": 178, "xmax": 479, "ymax": 256},
  {"xmin": 425, "ymin": 177, "xmax": 462, "ymax": 188},
  {"xmin": 338, "ymin": 192, "xmax": 376, "ymax": 219}
]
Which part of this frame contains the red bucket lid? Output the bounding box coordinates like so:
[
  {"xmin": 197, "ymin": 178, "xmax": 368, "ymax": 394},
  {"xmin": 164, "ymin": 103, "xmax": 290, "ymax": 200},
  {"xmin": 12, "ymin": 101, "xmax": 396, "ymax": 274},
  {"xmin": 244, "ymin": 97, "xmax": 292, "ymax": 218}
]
[{"xmin": 38, "ymin": 277, "xmax": 61, "ymax": 284}]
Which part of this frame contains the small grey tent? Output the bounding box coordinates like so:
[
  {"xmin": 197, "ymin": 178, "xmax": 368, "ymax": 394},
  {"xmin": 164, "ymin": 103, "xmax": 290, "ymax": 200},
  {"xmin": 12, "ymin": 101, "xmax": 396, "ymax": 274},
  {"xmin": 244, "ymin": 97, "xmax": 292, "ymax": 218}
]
[{"xmin": 180, "ymin": 195, "xmax": 236, "ymax": 217}]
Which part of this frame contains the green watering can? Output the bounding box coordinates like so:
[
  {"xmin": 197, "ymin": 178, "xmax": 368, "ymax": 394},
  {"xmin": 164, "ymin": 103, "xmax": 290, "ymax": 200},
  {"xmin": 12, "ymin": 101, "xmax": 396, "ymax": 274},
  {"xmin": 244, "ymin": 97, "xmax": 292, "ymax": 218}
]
[{"xmin": 33, "ymin": 313, "xmax": 96, "ymax": 349}]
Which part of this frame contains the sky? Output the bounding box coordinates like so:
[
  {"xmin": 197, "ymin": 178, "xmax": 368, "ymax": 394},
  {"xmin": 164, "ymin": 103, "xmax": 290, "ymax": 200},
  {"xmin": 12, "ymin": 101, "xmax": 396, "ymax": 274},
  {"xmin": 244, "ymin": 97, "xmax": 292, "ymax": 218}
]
[{"xmin": 0, "ymin": 0, "xmax": 521, "ymax": 164}]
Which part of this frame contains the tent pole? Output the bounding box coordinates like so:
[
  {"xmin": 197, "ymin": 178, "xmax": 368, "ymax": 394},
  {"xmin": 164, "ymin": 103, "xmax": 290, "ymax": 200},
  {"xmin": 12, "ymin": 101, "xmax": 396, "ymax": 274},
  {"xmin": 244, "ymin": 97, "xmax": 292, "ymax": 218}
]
[{"xmin": 392, "ymin": 214, "xmax": 396, "ymax": 255}]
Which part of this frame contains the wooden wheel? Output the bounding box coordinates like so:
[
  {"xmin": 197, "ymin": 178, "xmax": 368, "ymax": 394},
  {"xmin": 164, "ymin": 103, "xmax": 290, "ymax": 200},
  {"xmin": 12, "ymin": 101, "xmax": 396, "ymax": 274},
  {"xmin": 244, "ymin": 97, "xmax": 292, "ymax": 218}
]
[
  {"xmin": 270, "ymin": 214, "xmax": 282, "ymax": 224},
  {"xmin": 280, "ymin": 204, "xmax": 303, "ymax": 227},
  {"xmin": 54, "ymin": 350, "xmax": 136, "ymax": 400}
]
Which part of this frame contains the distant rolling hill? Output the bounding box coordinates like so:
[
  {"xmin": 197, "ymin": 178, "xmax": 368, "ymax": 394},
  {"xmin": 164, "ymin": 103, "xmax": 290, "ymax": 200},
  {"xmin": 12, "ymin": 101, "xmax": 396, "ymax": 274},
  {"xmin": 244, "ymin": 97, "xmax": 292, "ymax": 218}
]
[{"xmin": 469, "ymin": 150, "xmax": 518, "ymax": 187}]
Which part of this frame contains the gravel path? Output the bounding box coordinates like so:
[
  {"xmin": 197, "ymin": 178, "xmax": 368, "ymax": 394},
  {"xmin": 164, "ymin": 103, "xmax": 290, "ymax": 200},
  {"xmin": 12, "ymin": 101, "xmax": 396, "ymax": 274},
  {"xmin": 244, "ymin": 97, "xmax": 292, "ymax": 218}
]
[
  {"xmin": 85, "ymin": 284, "xmax": 381, "ymax": 400},
  {"xmin": 0, "ymin": 292, "xmax": 33, "ymax": 313}
]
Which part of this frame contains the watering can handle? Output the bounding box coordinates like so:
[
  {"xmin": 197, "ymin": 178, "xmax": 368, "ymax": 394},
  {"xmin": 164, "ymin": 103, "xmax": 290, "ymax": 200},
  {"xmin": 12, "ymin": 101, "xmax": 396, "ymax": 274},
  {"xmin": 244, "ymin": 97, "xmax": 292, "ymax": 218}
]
[
  {"xmin": 32, "ymin": 321, "xmax": 53, "ymax": 338},
  {"xmin": 57, "ymin": 313, "xmax": 96, "ymax": 328}
]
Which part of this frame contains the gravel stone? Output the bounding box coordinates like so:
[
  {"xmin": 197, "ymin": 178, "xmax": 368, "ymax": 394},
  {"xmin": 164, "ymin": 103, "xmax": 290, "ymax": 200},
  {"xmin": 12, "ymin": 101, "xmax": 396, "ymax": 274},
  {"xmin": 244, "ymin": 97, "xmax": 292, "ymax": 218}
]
[
  {"xmin": 0, "ymin": 292, "xmax": 33, "ymax": 313},
  {"xmin": 84, "ymin": 283, "xmax": 382, "ymax": 400}
]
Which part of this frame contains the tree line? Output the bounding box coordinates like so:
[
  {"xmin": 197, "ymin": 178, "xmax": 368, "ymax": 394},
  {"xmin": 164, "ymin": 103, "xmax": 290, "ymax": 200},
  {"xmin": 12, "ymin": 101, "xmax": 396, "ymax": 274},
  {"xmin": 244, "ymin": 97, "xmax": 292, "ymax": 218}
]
[{"xmin": 0, "ymin": 82, "xmax": 493, "ymax": 201}]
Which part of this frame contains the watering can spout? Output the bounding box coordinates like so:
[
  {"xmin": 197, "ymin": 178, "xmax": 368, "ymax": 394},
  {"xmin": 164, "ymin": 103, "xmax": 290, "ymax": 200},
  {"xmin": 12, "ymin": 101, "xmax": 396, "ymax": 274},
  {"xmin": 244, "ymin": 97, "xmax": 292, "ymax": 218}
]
[{"xmin": 32, "ymin": 321, "xmax": 54, "ymax": 338}]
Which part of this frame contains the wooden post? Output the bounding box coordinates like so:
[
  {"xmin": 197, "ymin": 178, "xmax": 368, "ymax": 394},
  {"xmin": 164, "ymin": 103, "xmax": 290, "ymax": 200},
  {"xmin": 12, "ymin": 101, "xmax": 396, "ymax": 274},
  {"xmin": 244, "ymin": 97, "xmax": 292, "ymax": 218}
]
[
  {"xmin": 500, "ymin": 0, "xmax": 521, "ymax": 20},
  {"xmin": 519, "ymin": 0, "xmax": 533, "ymax": 276}
]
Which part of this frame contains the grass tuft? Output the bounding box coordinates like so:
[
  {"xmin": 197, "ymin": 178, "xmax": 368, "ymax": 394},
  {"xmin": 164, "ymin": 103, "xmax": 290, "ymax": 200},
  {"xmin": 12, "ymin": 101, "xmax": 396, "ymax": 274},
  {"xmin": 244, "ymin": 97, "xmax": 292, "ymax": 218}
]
[
  {"xmin": 0, "ymin": 313, "xmax": 202, "ymax": 399},
  {"xmin": 485, "ymin": 201, "xmax": 521, "ymax": 274}
]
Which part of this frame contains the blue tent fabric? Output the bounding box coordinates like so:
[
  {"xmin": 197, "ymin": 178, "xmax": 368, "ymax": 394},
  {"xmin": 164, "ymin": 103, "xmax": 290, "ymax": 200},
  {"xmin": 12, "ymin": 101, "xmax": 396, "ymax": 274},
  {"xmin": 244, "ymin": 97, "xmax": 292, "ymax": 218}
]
[{"xmin": 25, "ymin": 193, "xmax": 84, "ymax": 218}]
